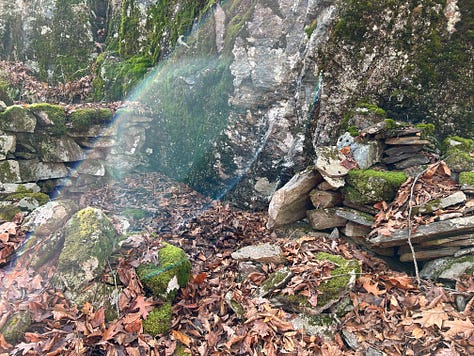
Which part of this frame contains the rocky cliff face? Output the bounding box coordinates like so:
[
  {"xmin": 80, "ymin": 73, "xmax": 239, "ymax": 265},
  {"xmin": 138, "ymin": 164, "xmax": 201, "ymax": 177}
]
[
  {"xmin": 314, "ymin": 0, "xmax": 473, "ymax": 146},
  {"xmin": 0, "ymin": 0, "xmax": 99, "ymax": 83},
  {"xmin": 0, "ymin": 0, "xmax": 472, "ymax": 210}
]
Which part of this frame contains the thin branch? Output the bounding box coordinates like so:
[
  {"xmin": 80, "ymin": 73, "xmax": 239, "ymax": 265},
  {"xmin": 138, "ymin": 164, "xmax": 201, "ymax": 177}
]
[{"xmin": 408, "ymin": 171, "xmax": 423, "ymax": 286}]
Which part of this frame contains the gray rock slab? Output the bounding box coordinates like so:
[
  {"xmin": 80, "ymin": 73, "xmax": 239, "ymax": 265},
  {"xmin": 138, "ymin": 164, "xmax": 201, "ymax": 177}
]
[
  {"xmin": 18, "ymin": 160, "xmax": 69, "ymax": 181},
  {"xmin": 393, "ymin": 154, "xmax": 430, "ymax": 169},
  {"xmin": 413, "ymin": 191, "xmax": 466, "ymax": 214},
  {"xmin": 385, "ymin": 137, "xmax": 430, "ymax": 145},
  {"xmin": 267, "ymin": 167, "xmax": 322, "ymax": 228},
  {"xmin": 384, "ymin": 145, "xmax": 423, "ymax": 156},
  {"xmin": 368, "ymin": 215, "xmax": 474, "ymax": 247},
  {"xmin": 1, "ymin": 183, "xmax": 41, "ymax": 193},
  {"xmin": 335, "ymin": 208, "xmax": 374, "ymax": 226},
  {"xmin": 421, "ymin": 256, "xmax": 474, "ymax": 281},
  {"xmin": 231, "ymin": 243, "xmax": 284, "ymax": 264},
  {"xmin": 38, "ymin": 136, "xmax": 85, "ymax": 162},
  {"xmin": 0, "ymin": 105, "xmax": 36, "ymax": 133},
  {"xmin": 22, "ymin": 199, "xmax": 79, "ymax": 236}
]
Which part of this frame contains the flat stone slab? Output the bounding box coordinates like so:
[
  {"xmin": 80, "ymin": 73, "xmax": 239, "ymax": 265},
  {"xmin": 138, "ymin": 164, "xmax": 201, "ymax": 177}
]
[
  {"xmin": 384, "ymin": 145, "xmax": 423, "ymax": 156},
  {"xmin": 368, "ymin": 215, "xmax": 474, "ymax": 247},
  {"xmin": 385, "ymin": 137, "xmax": 430, "ymax": 145},
  {"xmin": 413, "ymin": 191, "xmax": 466, "ymax": 214},
  {"xmin": 231, "ymin": 243, "xmax": 284, "ymax": 264},
  {"xmin": 393, "ymin": 154, "xmax": 430, "ymax": 169},
  {"xmin": 309, "ymin": 189, "xmax": 342, "ymax": 209},
  {"xmin": 335, "ymin": 208, "xmax": 374, "ymax": 226}
]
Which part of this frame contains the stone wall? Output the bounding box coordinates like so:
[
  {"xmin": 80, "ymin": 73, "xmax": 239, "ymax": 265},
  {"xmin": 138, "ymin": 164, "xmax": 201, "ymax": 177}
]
[{"xmin": 0, "ymin": 102, "xmax": 153, "ymax": 197}]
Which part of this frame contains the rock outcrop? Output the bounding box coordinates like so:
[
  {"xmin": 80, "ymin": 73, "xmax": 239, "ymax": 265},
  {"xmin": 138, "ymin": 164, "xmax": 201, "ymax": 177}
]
[{"xmin": 268, "ymin": 121, "xmax": 474, "ymax": 272}]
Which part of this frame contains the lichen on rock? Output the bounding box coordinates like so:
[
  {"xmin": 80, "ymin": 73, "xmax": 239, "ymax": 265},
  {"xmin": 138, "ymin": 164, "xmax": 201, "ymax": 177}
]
[
  {"xmin": 54, "ymin": 207, "xmax": 119, "ymax": 306},
  {"xmin": 0, "ymin": 310, "xmax": 31, "ymax": 343},
  {"xmin": 443, "ymin": 136, "xmax": 474, "ymax": 172}
]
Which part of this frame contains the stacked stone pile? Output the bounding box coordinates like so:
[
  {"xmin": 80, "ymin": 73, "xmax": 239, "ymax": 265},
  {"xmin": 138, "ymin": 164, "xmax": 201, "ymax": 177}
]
[
  {"xmin": 268, "ymin": 120, "xmax": 474, "ymax": 276},
  {"xmin": 0, "ymin": 102, "xmax": 153, "ymax": 220}
]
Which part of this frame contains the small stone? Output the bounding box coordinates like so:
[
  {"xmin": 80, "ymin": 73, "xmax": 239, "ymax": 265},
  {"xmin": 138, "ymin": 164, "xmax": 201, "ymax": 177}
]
[
  {"xmin": 413, "ymin": 191, "xmax": 466, "ymax": 214},
  {"xmin": 307, "ymin": 208, "xmax": 347, "ymax": 230},
  {"xmin": 309, "ymin": 189, "xmax": 342, "ymax": 209},
  {"xmin": 342, "ymin": 221, "xmax": 371, "ymax": 237},
  {"xmin": 231, "ymin": 243, "xmax": 284, "ymax": 264}
]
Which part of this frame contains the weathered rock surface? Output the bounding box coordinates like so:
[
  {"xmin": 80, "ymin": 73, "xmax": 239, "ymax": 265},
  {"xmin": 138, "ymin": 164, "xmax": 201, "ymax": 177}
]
[
  {"xmin": 53, "ymin": 207, "xmax": 119, "ymax": 306},
  {"xmin": 231, "ymin": 243, "xmax": 284, "ymax": 264},
  {"xmin": 307, "ymin": 208, "xmax": 347, "ymax": 230},
  {"xmin": 368, "ymin": 215, "xmax": 474, "ymax": 247},
  {"xmin": 267, "ymin": 167, "xmax": 322, "ymax": 229}
]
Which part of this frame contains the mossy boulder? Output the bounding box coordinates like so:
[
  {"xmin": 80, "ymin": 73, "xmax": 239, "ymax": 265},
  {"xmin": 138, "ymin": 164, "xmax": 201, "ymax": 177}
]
[
  {"xmin": 443, "ymin": 136, "xmax": 474, "ymax": 172},
  {"xmin": 421, "ymin": 255, "xmax": 474, "ymax": 281},
  {"xmin": 28, "ymin": 103, "xmax": 67, "ymax": 136},
  {"xmin": 136, "ymin": 243, "xmax": 191, "ymax": 302},
  {"xmin": 344, "ymin": 169, "xmax": 408, "ymax": 205},
  {"xmin": 0, "ymin": 310, "xmax": 31, "ymax": 343},
  {"xmin": 0, "ymin": 105, "xmax": 36, "ymax": 133},
  {"xmin": 142, "ymin": 302, "xmax": 173, "ymax": 336},
  {"xmin": 54, "ymin": 207, "xmax": 119, "ymax": 306}
]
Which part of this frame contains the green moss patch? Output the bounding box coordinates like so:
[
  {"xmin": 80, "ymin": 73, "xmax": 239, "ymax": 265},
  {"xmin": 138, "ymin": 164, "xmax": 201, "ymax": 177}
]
[
  {"xmin": 57, "ymin": 207, "xmax": 118, "ymax": 272},
  {"xmin": 4, "ymin": 192, "xmax": 50, "ymax": 206},
  {"xmin": 443, "ymin": 136, "xmax": 474, "ymax": 172},
  {"xmin": 0, "ymin": 205, "xmax": 22, "ymax": 221},
  {"xmin": 0, "ymin": 310, "xmax": 31, "ymax": 343},
  {"xmin": 344, "ymin": 169, "xmax": 408, "ymax": 205},
  {"xmin": 136, "ymin": 243, "xmax": 191, "ymax": 301},
  {"xmin": 142, "ymin": 302, "xmax": 172, "ymax": 336},
  {"xmin": 315, "ymin": 252, "xmax": 360, "ymax": 309},
  {"xmin": 68, "ymin": 108, "xmax": 113, "ymax": 132},
  {"xmin": 28, "ymin": 103, "xmax": 67, "ymax": 136},
  {"xmin": 459, "ymin": 172, "xmax": 474, "ymax": 186}
]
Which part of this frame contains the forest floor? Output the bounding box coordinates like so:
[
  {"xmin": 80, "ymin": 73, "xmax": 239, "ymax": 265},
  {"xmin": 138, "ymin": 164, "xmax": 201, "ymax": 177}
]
[
  {"xmin": 0, "ymin": 61, "xmax": 473, "ymax": 355},
  {"xmin": 0, "ymin": 172, "xmax": 473, "ymax": 355}
]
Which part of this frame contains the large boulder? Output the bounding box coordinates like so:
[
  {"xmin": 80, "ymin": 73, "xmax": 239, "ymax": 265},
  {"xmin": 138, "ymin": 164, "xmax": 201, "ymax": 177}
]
[{"xmin": 53, "ymin": 207, "xmax": 119, "ymax": 307}]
